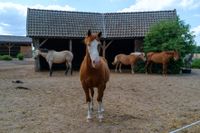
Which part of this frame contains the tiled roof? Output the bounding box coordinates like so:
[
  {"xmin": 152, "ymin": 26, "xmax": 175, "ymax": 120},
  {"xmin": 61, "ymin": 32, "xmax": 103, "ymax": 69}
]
[
  {"xmin": 27, "ymin": 9, "xmax": 177, "ymax": 39},
  {"xmin": 0, "ymin": 35, "xmax": 32, "ymax": 44}
]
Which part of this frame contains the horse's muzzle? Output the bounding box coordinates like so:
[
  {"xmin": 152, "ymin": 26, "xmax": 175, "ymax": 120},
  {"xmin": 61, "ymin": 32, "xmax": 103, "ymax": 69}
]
[{"xmin": 92, "ymin": 59, "xmax": 100, "ymax": 68}]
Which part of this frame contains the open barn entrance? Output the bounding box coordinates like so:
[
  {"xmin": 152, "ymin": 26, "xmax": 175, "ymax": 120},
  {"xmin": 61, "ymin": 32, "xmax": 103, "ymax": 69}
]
[
  {"xmin": 38, "ymin": 38, "xmax": 70, "ymax": 70},
  {"xmin": 105, "ymin": 39, "xmax": 135, "ymax": 69},
  {"xmin": 71, "ymin": 39, "xmax": 85, "ymax": 70},
  {"xmin": 38, "ymin": 38, "xmax": 85, "ymax": 71}
]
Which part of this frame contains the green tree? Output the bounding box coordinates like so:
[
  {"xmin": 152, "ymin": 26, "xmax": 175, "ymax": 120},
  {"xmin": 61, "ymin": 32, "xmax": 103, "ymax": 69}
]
[
  {"xmin": 194, "ymin": 46, "xmax": 200, "ymax": 53},
  {"xmin": 144, "ymin": 17, "xmax": 195, "ymax": 54},
  {"xmin": 144, "ymin": 17, "xmax": 196, "ymax": 74}
]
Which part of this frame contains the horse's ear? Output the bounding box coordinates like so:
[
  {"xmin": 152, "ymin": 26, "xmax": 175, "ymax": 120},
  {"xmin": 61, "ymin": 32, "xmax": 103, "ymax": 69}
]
[
  {"xmin": 87, "ymin": 30, "xmax": 91, "ymax": 36},
  {"xmin": 98, "ymin": 32, "xmax": 102, "ymax": 38}
]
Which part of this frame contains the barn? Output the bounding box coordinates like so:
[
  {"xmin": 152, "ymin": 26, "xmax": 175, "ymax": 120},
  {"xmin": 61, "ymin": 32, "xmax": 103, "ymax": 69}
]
[
  {"xmin": 0, "ymin": 35, "xmax": 32, "ymax": 58},
  {"xmin": 26, "ymin": 8, "xmax": 177, "ymax": 71}
]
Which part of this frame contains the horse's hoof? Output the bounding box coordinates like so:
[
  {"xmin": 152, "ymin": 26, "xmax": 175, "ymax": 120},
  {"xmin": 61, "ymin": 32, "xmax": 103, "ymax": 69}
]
[
  {"xmin": 99, "ymin": 117, "xmax": 103, "ymax": 122},
  {"xmin": 87, "ymin": 118, "xmax": 92, "ymax": 122}
]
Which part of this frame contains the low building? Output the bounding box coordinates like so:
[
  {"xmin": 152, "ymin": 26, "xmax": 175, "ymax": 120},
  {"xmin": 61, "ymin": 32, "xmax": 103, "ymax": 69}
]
[{"xmin": 0, "ymin": 35, "xmax": 32, "ymax": 58}]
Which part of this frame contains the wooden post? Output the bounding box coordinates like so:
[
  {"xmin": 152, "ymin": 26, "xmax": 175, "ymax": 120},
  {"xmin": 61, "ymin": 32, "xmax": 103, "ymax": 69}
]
[
  {"xmin": 32, "ymin": 38, "xmax": 40, "ymax": 72},
  {"xmin": 101, "ymin": 40, "xmax": 113, "ymax": 58},
  {"xmin": 69, "ymin": 39, "xmax": 72, "ymax": 52},
  {"xmin": 5, "ymin": 43, "xmax": 14, "ymax": 56}
]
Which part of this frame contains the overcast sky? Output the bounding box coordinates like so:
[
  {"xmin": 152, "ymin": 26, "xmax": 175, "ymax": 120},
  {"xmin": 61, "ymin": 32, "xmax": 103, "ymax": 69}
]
[{"xmin": 0, "ymin": 0, "xmax": 200, "ymax": 45}]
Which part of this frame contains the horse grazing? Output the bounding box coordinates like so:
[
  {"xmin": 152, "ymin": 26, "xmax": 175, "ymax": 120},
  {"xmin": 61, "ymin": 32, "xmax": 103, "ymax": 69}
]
[
  {"xmin": 145, "ymin": 51, "xmax": 179, "ymax": 76},
  {"xmin": 80, "ymin": 30, "xmax": 110, "ymax": 122},
  {"xmin": 112, "ymin": 52, "xmax": 146, "ymax": 74},
  {"xmin": 34, "ymin": 49, "xmax": 73, "ymax": 76}
]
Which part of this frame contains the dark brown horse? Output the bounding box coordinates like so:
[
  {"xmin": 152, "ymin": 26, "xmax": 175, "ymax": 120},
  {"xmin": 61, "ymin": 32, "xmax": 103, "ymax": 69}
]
[
  {"xmin": 80, "ymin": 30, "xmax": 110, "ymax": 122},
  {"xmin": 145, "ymin": 51, "xmax": 179, "ymax": 76}
]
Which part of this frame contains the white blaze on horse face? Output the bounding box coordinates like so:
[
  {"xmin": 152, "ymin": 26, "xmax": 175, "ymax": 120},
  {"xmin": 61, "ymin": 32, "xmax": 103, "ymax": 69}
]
[{"xmin": 87, "ymin": 39, "xmax": 100, "ymax": 68}]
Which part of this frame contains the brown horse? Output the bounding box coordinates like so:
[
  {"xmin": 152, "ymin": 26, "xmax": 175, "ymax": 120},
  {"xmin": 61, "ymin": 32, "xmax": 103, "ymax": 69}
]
[
  {"xmin": 112, "ymin": 52, "xmax": 146, "ymax": 74},
  {"xmin": 145, "ymin": 51, "xmax": 179, "ymax": 76},
  {"xmin": 80, "ymin": 30, "xmax": 110, "ymax": 122}
]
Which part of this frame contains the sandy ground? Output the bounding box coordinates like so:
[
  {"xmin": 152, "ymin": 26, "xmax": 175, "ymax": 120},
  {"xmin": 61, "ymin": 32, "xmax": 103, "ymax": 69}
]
[{"xmin": 0, "ymin": 59, "xmax": 200, "ymax": 133}]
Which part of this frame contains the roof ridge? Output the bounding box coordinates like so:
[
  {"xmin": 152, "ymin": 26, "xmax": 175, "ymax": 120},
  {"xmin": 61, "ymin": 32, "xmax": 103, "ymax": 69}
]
[{"xmin": 28, "ymin": 8, "xmax": 176, "ymax": 15}]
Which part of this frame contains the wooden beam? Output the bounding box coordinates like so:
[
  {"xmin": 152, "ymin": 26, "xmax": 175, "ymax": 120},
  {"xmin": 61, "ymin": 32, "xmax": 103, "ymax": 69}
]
[
  {"xmin": 32, "ymin": 38, "xmax": 41, "ymax": 71},
  {"xmin": 39, "ymin": 39, "xmax": 48, "ymax": 47},
  {"xmin": 69, "ymin": 39, "xmax": 72, "ymax": 52}
]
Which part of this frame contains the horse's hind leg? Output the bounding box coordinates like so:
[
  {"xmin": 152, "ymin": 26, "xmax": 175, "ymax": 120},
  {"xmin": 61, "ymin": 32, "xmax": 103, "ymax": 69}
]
[
  {"xmin": 69, "ymin": 62, "xmax": 73, "ymax": 75},
  {"xmin": 131, "ymin": 64, "xmax": 134, "ymax": 74},
  {"xmin": 49, "ymin": 62, "xmax": 53, "ymax": 77},
  {"xmin": 65, "ymin": 62, "xmax": 69, "ymax": 75},
  {"xmin": 119, "ymin": 63, "xmax": 122, "ymax": 73}
]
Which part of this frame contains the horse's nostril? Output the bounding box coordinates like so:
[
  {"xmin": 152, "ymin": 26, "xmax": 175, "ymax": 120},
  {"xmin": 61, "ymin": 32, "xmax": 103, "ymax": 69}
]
[{"xmin": 93, "ymin": 60, "xmax": 96, "ymax": 64}]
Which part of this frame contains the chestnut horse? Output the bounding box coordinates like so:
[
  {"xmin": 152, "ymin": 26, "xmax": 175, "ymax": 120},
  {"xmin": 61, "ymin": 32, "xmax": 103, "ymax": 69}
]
[
  {"xmin": 80, "ymin": 30, "xmax": 110, "ymax": 122},
  {"xmin": 145, "ymin": 51, "xmax": 179, "ymax": 76},
  {"xmin": 112, "ymin": 52, "xmax": 146, "ymax": 74}
]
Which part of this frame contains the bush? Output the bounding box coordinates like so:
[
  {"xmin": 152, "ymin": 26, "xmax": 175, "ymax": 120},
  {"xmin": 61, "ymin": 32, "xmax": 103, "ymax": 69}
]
[
  {"xmin": 0, "ymin": 55, "xmax": 13, "ymax": 61},
  {"xmin": 134, "ymin": 59, "xmax": 146, "ymax": 73},
  {"xmin": 192, "ymin": 59, "xmax": 200, "ymax": 69},
  {"xmin": 17, "ymin": 53, "xmax": 24, "ymax": 60}
]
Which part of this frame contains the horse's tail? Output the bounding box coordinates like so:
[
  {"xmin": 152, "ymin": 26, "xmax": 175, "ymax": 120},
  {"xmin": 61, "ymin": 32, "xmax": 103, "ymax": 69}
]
[{"xmin": 112, "ymin": 56, "xmax": 118, "ymax": 65}]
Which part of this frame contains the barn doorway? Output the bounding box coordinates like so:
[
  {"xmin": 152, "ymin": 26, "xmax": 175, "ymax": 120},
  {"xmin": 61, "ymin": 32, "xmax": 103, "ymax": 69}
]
[
  {"xmin": 105, "ymin": 39, "xmax": 135, "ymax": 69},
  {"xmin": 38, "ymin": 38, "xmax": 85, "ymax": 71}
]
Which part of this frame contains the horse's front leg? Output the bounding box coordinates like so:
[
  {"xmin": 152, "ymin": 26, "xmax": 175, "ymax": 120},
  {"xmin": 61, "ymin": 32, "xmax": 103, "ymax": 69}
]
[
  {"xmin": 89, "ymin": 88, "xmax": 94, "ymax": 112},
  {"xmin": 163, "ymin": 63, "xmax": 167, "ymax": 76},
  {"xmin": 149, "ymin": 62, "xmax": 153, "ymax": 74},
  {"xmin": 82, "ymin": 86, "xmax": 92, "ymax": 122},
  {"xmin": 97, "ymin": 84, "xmax": 106, "ymax": 122},
  {"xmin": 145, "ymin": 61, "xmax": 149, "ymax": 74}
]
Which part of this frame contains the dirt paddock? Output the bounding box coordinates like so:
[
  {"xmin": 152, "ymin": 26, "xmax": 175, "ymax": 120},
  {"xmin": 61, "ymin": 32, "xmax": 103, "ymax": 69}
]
[{"xmin": 0, "ymin": 59, "xmax": 200, "ymax": 133}]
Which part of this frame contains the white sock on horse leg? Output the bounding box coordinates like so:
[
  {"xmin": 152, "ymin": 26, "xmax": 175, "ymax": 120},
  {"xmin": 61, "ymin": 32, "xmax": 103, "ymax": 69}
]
[
  {"xmin": 98, "ymin": 102, "xmax": 104, "ymax": 122},
  {"xmin": 100, "ymin": 102, "xmax": 104, "ymax": 112},
  {"xmin": 87, "ymin": 102, "xmax": 92, "ymax": 121}
]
